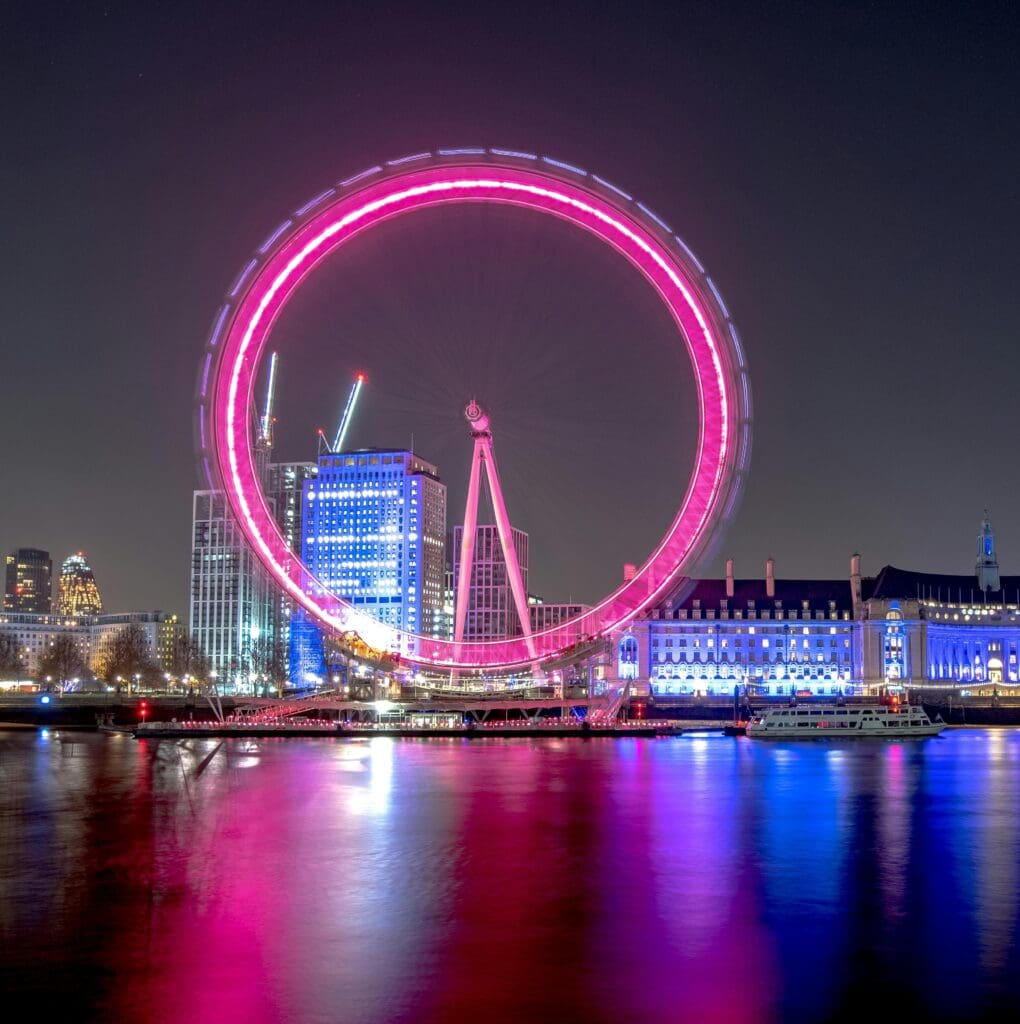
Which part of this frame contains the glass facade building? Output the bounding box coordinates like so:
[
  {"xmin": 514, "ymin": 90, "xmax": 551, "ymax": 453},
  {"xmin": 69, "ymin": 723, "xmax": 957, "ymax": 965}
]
[
  {"xmin": 189, "ymin": 450, "xmax": 315, "ymax": 690},
  {"xmin": 188, "ymin": 490, "xmax": 275, "ymax": 688},
  {"xmin": 300, "ymin": 449, "xmax": 447, "ymax": 656},
  {"xmin": 264, "ymin": 460, "xmax": 318, "ymax": 674},
  {"xmin": 4, "ymin": 548, "xmax": 52, "ymax": 613},
  {"xmin": 56, "ymin": 552, "xmax": 103, "ymax": 615},
  {"xmin": 452, "ymin": 524, "xmax": 529, "ymax": 639}
]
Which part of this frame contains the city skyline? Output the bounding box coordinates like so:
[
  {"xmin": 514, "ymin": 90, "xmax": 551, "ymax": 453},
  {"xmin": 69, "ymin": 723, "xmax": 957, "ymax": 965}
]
[
  {"xmin": 3, "ymin": 3, "xmax": 1019, "ymax": 617},
  {"xmin": 5, "ymin": 8, "xmax": 1020, "ymax": 1022}
]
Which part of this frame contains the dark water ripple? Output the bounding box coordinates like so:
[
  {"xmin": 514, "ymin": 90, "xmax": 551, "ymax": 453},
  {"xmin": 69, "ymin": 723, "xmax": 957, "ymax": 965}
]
[{"xmin": 1, "ymin": 729, "xmax": 1018, "ymax": 1023}]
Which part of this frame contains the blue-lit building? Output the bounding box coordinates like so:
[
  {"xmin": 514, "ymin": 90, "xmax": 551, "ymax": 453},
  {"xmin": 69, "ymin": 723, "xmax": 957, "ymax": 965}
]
[
  {"xmin": 293, "ymin": 449, "xmax": 447, "ymax": 678},
  {"xmin": 628, "ymin": 514, "xmax": 1020, "ymax": 697},
  {"xmin": 635, "ymin": 557, "xmax": 856, "ymax": 697}
]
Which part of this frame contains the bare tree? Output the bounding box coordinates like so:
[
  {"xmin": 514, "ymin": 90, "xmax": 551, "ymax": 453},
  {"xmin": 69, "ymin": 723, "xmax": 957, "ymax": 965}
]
[
  {"xmin": 102, "ymin": 624, "xmax": 158, "ymax": 690},
  {"xmin": 39, "ymin": 634, "xmax": 87, "ymax": 691},
  {"xmin": 0, "ymin": 633, "xmax": 23, "ymax": 679},
  {"xmin": 248, "ymin": 635, "xmax": 288, "ymax": 697},
  {"xmin": 168, "ymin": 632, "xmax": 210, "ymax": 687}
]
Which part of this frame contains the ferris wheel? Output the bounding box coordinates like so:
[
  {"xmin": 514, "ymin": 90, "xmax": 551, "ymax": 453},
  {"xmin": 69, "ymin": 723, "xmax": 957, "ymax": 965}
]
[{"xmin": 194, "ymin": 148, "xmax": 752, "ymax": 672}]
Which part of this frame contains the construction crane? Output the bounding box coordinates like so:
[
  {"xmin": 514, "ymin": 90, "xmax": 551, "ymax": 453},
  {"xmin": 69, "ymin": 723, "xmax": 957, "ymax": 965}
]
[
  {"xmin": 330, "ymin": 372, "xmax": 366, "ymax": 453},
  {"xmin": 258, "ymin": 351, "xmax": 279, "ymax": 447}
]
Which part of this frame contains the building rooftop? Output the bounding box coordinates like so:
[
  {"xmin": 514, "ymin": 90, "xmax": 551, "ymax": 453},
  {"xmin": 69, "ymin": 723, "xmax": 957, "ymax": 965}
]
[
  {"xmin": 316, "ymin": 448, "xmax": 441, "ymax": 480},
  {"xmin": 863, "ymin": 565, "xmax": 1020, "ymax": 604},
  {"xmin": 668, "ymin": 578, "xmax": 853, "ymax": 612}
]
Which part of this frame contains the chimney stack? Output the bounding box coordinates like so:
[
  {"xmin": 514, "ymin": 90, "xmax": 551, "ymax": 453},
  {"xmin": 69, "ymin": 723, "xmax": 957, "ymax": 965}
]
[
  {"xmin": 766, "ymin": 557, "xmax": 775, "ymax": 598},
  {"xmin": 725, "ymin": 558, "xmax": 734, "ymax": 598},
  {"xmin": 850, "ymin": 553, "xmax": 862, "ymax": 613}
]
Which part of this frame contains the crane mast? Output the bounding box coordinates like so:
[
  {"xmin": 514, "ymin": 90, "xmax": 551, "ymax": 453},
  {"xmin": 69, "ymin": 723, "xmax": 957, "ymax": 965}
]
[
  {"xmin": 331, "ymin": 372, "xmax": 365, "ymax": 453},
  {"xmin": 259, "ymin": 351, "xmax": 279, "ymax": 446}
]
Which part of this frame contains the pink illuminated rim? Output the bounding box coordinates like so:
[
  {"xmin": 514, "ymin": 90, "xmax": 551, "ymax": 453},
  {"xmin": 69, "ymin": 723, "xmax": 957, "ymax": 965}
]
[{"xmin": 206, "ymin": 157, "xmax": 748, "ymax": 670}]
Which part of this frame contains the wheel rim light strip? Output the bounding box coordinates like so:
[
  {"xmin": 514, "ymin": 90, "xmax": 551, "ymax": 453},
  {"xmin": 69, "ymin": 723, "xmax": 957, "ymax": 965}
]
[{"xmin": 210, "ymin": 163, "xmax": 743, "ymax": 670}]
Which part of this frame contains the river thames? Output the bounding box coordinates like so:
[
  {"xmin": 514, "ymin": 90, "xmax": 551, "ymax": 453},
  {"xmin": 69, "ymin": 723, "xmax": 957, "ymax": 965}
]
[{"xmin": 1, "ymin": 728, "xmax": 1018, "ymax": 1022}]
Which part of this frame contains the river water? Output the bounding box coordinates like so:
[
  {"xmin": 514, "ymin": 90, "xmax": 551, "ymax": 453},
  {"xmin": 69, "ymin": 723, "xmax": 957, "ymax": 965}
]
[{"xmin": 1, "ymin": 728, "xmax": 1018, "ymax": 1023}]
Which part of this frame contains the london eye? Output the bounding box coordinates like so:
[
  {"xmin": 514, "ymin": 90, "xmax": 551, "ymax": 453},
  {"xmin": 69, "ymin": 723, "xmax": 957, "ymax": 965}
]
[{"xmin": 194, "ymin": 149, "xmax": 752, "ymax": 672}]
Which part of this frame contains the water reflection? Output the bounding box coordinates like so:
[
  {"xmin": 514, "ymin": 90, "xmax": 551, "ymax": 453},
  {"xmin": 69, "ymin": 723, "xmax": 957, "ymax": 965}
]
[{"xmin": 1, "ymin": 730, "xmax": 1019, "ymax": 1022}]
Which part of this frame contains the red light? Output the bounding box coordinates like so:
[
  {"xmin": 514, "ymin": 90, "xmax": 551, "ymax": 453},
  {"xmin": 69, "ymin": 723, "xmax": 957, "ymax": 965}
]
[{"xmin": 356, "ymin": 372, "xmax": 366, "ymax": 382}]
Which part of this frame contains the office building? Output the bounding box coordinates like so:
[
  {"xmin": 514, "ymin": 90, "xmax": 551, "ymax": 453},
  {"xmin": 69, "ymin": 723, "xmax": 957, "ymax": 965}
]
[
  {"xmin": 0, "ymin": 612, "xmax": 85, "ymax": 678},
  {"xmin": 264, "ymin": 460, "xmax": 318, "ymax": 668},
  {"xmin": 4, "ymin": 548, "xmax": 52, "ymax": 613},
  {"xmin": 0, "ymin": 610, "xmax": 180, "ymax": 679},
  {"xmin": 188, "ymin": 489, "xmax": 276, "ymax": 689},
  {"xmin": 56, "ymin": 552, "xmax": 103, "ymax": 615},
  {"xmin": 300, "ymin": 449, "xmax": 447, "ymax": 651},
  {"xmin": 88, "ymin": 611, "xmax": 183, "ymax": 677},
  {"xmin": 452, "ymin": 524, "xmax": 528, "ymax": 639},
  {"xmin": 529, "ymin": 600, "xmax": 590, "ymax": 632}
]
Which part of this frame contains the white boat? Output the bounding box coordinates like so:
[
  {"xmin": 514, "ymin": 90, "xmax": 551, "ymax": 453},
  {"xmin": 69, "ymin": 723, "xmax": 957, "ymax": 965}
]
[{"xmin": 746, "ymin": 703, "xmax": 945, "ymax": 738}]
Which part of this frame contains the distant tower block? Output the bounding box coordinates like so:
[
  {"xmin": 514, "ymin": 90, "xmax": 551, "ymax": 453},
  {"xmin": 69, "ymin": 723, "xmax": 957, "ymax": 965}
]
[
  {"xmin": 453, "ymin": 401, "xmax": 536, "ymax": 660},
  {"xmin": 976, "ymin": 510, "xmax": 1000, "ymax": 593},
  {"xmin": 57, "ymin": 552, "xmax": 103, "ymax": 615},
  {"xmin": 4, "ymin": 548, "xmax": 53, "ymax": 613}
]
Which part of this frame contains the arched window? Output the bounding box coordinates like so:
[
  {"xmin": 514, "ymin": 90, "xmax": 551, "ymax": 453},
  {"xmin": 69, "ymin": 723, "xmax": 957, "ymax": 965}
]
[
  {"xmin": 883, "ymin": 603, "xmax": 906, "ymax": 681},
  {"xmin": 618, "ymin": 634, "xmax": 639, "ymax": 681}
]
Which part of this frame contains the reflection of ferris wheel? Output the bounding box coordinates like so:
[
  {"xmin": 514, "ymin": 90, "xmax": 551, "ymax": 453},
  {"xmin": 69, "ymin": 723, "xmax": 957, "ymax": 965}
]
[{"xmin": 195, "ymin": 149, "xmax": 752, "ymax": 672}]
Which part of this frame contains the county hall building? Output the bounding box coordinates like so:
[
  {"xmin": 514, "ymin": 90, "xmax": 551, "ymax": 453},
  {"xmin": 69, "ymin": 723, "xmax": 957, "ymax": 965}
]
[{"xmin": 624, "ymin": 514, "xmax": 1020, "ymax": 697}]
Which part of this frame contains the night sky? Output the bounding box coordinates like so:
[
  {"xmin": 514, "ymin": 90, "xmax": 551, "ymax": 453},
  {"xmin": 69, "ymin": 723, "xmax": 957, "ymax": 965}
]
[{"xmin": 4, "ymin": 1, "xmax": 1019, "ymax": 615}]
